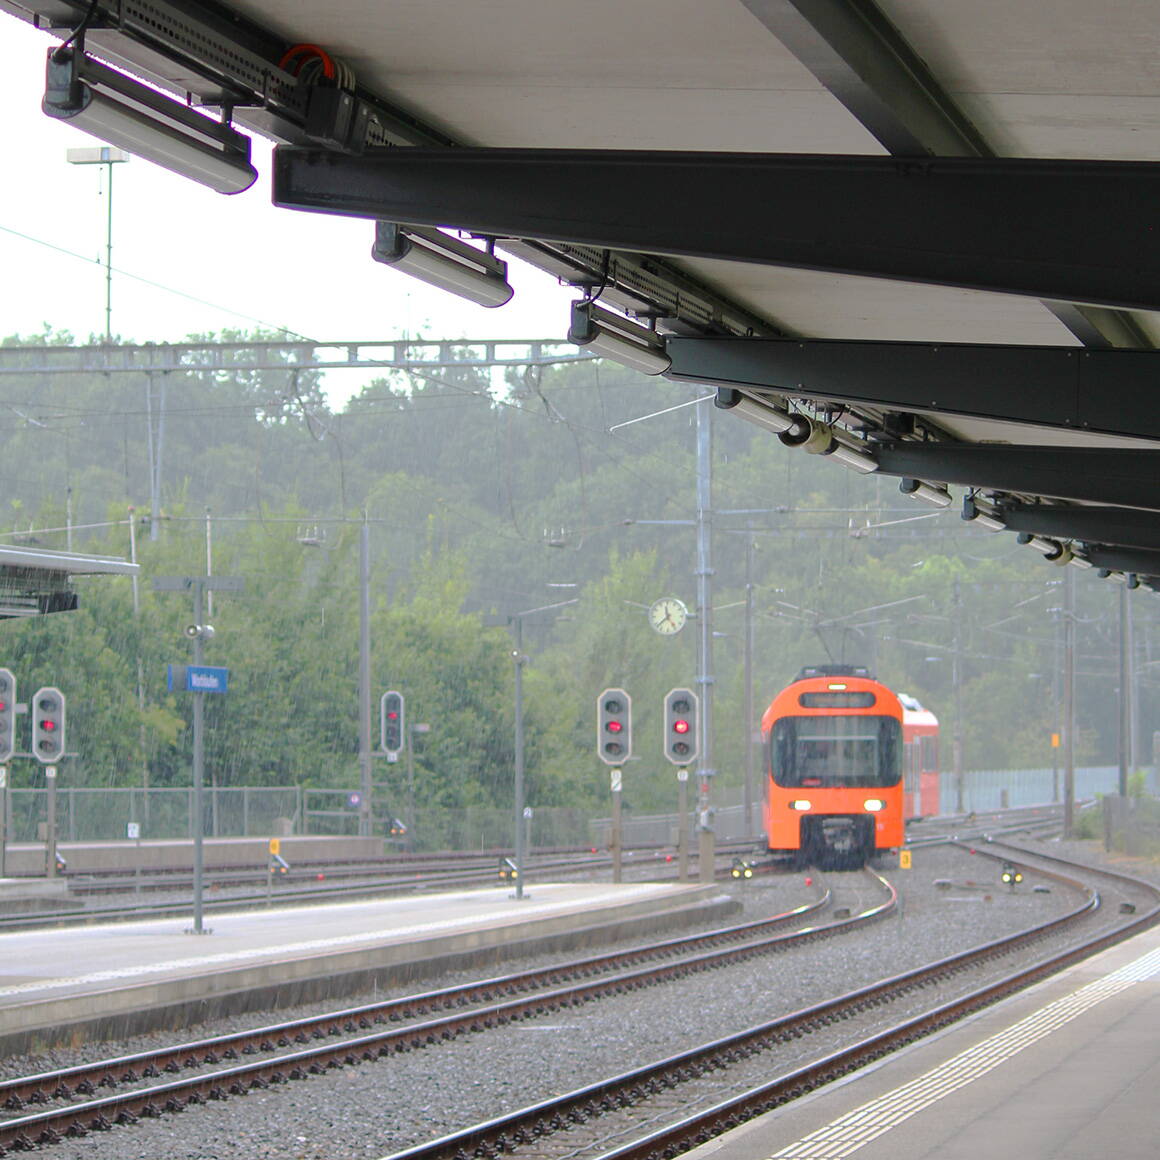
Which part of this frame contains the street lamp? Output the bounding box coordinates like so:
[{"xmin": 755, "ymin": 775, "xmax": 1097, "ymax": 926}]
[
  {"xmin": 67, "ymin": 146, "xmax": 129, "ymax": 344},
  {"xmin": 509, "ymin": 598, "xmax": 579, "ymax": 899}
]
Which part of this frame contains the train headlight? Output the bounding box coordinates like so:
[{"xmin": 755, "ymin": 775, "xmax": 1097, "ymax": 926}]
[
  {"xmin": 790, "ymin": 799, "xmax": 812, "ymax": 811},
  {"xmin": 863, "ymin": 799, "xmax": 886, "ymax": 812}
]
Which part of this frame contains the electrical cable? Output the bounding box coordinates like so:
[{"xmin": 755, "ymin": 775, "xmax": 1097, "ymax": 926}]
[{"xmin": 0, "ymin": 223, "xmax": 314, "ymax": 341}]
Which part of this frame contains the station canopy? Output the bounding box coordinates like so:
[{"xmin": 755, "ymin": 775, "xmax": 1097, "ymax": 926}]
[{"xmin": 7, "ymin": 0, "xmax": 1160, "ymax": 585}]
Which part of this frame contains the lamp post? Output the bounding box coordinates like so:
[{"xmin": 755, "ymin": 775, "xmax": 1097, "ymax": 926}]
[
  {"xmin": 509, "ymin": 598, "xmax": 578, "ymax": 899},
  {"xmin": 66, "ymin": 146, "xmax": 129, "ymax": 343}
]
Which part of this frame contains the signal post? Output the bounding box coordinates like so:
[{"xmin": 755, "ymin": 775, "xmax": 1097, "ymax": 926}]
[
  {"xmin": 597, "ymin": 689, "xmax": 632, "ymax": 883},
  {"xmin": 663, "ymin": 688, "xmax": 699, "ymax": 881},
  {"xmin": 32, "ymin": 687, "xmax": 66, "ymax": 879}
]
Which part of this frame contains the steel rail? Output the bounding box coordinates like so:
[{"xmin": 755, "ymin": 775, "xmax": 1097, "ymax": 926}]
[
  {"xmin": 0, "ymin": 884, "xmax": 846, "ymax": 1126},
  {"xmin": 379, "ymin": 854, "xmax": 1157, "ymax": 1160}
]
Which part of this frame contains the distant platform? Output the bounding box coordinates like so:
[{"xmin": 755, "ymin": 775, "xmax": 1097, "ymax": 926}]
[
  {"xmin": 0, "ymin": 877, "xmax": 70, "ymax": 914},
  {"xmin": 0, "ymin": 879, "xmax": 737, "ymax": 1053},
  {"xmin": 0, "ymin": 835, "xmax": 387, "ymax": 876}
]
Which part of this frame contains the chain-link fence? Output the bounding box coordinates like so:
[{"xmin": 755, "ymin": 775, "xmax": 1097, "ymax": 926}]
[
  {"xmin": 953, "ymin": 765, "xmax": 1159, "ymax": 812},
  {"xmin": 1, "ymin": 786, "xmax": 594, "ymax": 850},
  {"xmin": 9, "ymin": 767, "xmax": 1151, "ymax": 851},
  {"xmin": 4, "ymin": 786, "xmax": 302, "ymax": 842}
]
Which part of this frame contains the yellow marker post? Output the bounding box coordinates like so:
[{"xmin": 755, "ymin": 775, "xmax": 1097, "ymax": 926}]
[{"xmin": 899, "ymin": 849, "xmax": 912, "ymax": 869}]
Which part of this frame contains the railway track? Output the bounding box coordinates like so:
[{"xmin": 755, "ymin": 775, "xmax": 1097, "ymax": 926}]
[
  {"xmin": 378, "ymin": 840, "xmax": 1160, "ymax": 1160},
  {"xmin": 0, "ymin": 871, "xmax": 882, "ymax": 1153}
]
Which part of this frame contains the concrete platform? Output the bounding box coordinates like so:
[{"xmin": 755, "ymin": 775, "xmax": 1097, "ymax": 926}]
[
  {"xmin": 683, "ymin": 923, "xmax": 1160, "ymax": 1160},
  {"xmin": 0, "ymin": 880, "xmax": 735, "ymax": 1054},
  {"xmin": 0, "ymin": 877, "xmax": 70, "ymax": 914}
]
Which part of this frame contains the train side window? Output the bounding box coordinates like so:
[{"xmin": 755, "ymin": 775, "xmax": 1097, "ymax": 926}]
[{"xmin": 920, "ymin": 734, "xmax": 939, "ymax": 771}]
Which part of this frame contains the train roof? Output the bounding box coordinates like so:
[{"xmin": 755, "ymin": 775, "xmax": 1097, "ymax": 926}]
[
  {"xmin": 794, "ymin": 664, "xmax": 874, "ymax": 681},
  {"xmin": 898, "ymin": 693, "xmax": 940, "ymax": 727}
]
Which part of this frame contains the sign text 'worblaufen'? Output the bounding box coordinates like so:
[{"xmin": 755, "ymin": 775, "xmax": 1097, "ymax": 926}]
[{"xmin": 167, "ymin": 664, "xmax": 229, "ymax": 694}]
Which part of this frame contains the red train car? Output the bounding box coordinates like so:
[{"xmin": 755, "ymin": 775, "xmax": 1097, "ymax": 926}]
[
  {"xmin": 898, "ymin": 693, "xmax": 940, "ymax": 819},
  {"xmin": 761, "ymin": 665, "xmax": 905, "ymax": 869}
]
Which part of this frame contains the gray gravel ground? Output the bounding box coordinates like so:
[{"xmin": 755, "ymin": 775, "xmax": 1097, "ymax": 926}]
[{"xmin": 7, "ymin": 836, "xmax": 1151, "ymax": 1160}]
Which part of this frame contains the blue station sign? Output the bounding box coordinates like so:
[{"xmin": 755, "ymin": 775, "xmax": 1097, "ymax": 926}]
[{"xmin": 167, "ymin": 664, "xmax": 230, "ymax": 694}]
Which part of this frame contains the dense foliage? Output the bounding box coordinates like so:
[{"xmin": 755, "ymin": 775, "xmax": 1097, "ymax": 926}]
[{"xmin": 0, "ymin": 328, "xmax": 1155, "ymax": 828}]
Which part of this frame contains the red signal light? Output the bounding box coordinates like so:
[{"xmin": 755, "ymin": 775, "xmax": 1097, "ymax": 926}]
[
  {"xmin": 672, "ymin": 719, "xmax": 690, "ymax": 734},
  {"xmin": 606, "ymin": 720, "xmax": 623, "ymax": 733},
  {"xmin": 42, "ymin": 720, "xmax": 56, "ymax": 732}
]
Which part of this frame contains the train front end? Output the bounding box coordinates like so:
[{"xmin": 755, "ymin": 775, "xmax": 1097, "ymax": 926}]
[{"xmin": 762, "ymin": 666, "xmax": 904, "ymax": 869}]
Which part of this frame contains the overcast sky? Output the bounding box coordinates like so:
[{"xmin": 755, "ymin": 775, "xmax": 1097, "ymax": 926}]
[{"xmin": 0, "ymin": 18, "xmax": 578, "ymax": 402}]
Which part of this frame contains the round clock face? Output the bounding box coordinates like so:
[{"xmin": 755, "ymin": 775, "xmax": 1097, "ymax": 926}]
[{"xmin": 649, "ymin": 597, "xmax": 688, "ymax": 635}]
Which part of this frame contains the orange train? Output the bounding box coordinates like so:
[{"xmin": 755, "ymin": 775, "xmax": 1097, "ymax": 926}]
[{"xmin": 761, "ymin": 666, "xmax": 939, "ymax": 869}]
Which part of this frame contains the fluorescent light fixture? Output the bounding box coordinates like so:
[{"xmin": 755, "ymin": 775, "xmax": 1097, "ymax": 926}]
[
  {"xmin": 824, "ymin": 438, "xmax": 878, "ymax": 474},
  {"xmin": 1102, "ymin": 570, "xmax": 1139, "ymax": 588},
  {"xmin": 714, "ymin": 390, "xmax": 802, "ymax": 436},
  {"xmin": 961, "ymin": 496, "xmax": 1005, "ymax": 531},
  {"xmin": 43, "ymin": 48, "xmax": 257, "ymax": 194},
  {"xmin": 1069, "ymin": 554, "xmax": 1094, "ymax": 570},
  {"xmin": 372, "ymin": 222, "xmax": 514, "ymax": 308},
  {"xmin": 899, "ymin": 478, "xmax": 952, "ymax": 508},
  {"xmin": 1016, "ymin": 532, "xmax": 1071, "ymax": 563},
  {"xmin": 568, "ymin": 302, "xmax": 671, "ymax": 376}
]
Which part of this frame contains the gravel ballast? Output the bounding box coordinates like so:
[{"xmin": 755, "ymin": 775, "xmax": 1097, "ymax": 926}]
[{"xmin": 7, "ymin": 838, "xmax": 1150, "ymax": 1160}]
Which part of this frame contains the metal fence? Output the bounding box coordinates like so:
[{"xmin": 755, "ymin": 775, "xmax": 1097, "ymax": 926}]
[
  {"xmin": 0, "ymin": 785, "xmax": 595, "ymax": 851},
  {"xmin": 6, "ymin": 767, "xmax": 1156, "ymax": 851},
  {"xmin": 3, "ymin": 786, "xmax": 304, "ymax": 843},
  {"xmin": 953, "ymin": 765, "xmax": 1159, "ymax": 812}
]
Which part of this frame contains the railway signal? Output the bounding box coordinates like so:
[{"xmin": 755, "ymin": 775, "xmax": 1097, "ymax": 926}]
[
  {"xmin": 31, "ymin": 687, "xmax": 66, "ymax": 764},
  {"xmin": 1001, "ymin": 861, "xmax": 1023, "ymax": 890},
  {"xmin": 662, "ymin": 687, "xmax": 699, "ymax": 766},
  {"xmin": 381, "ymin": 690, "xmax": 405, "ymax": 755},
  {"xmin": 597, "ymin": 688, "xmax": 632, "ymax": 765},
  {"xmin": 0, "ymin": 669, "xmax": 15, "ymax": 763}
]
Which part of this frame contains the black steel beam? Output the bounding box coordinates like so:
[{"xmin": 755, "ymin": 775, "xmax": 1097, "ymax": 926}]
[
  {"xmin": 870, "ymin": 444, "xmax": 1160, "ymax": 512},
  {"xmin": 739, "ymin": 2, "xmax": 1145, "ymax": 349},
  {"xmin": 997, "ymin": 503, "xmax": 1160, "ymax": 553},
  {"xmin": 1083, "ymin": 545, "xmax": 1160, "ymax": 578},
  {"xmin": 739, "ymin": 0, "xmax": 989, "ymax": 157},
  {"xmin": 273, "ymin": 148, "xmax": 1160, "ymax": 312},
  {"xmin": 668, "ymin": 337, "xmax": 1160, "ymax": 442}
]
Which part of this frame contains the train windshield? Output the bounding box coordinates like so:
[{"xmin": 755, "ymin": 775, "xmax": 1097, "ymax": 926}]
[{"xmin": 771, "ymin": 715, "xmax": 901, "ymax": 788}]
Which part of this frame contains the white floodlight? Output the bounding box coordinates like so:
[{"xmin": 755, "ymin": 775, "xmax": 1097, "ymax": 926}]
[
  {"xmin": 777, "ymin": 414, "xmax": 832, "ymax": 454},
  {"xmin": 372, "ymin": 222, "xmax": 514, "ymax": 308},
  {"xmin": 43, "ymin": 48, "xmax": 257, "ymax": 194},
  {"xmin": 568, "ymin": 301, "xmax": 670, "ymax": 375},
  {"xmin": 899, "ymin": 478, "xmax": 953, "ymax": 508}
]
